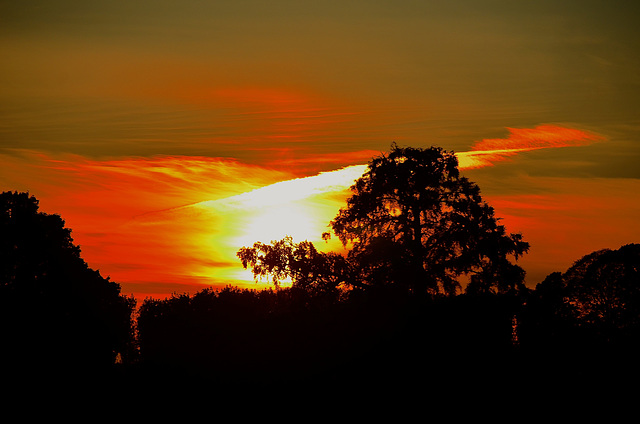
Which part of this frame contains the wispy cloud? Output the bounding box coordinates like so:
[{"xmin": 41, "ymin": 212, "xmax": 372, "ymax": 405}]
[
  {"xmin": 0, "ymin": 150, "xmax": 297, "ymax": 298},
  {"xmin": 456, "ymin": 125, "xmax": 604, "ymax": 169},
  {"xmin": 266, "ymin": 149, "xmax": 381, "ymax": 173}
]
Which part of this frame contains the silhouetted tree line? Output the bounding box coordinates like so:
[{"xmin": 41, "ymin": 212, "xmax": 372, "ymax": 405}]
[
  {"xmin": 2, "ymin": 145, "xmax": 639, "ymax": 391},
  {"xmin": 0, "ymin": 191, "xmax": 136, "ymax": 383}
]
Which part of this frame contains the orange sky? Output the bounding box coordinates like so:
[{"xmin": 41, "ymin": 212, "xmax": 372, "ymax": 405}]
[
  {"xmin": 2, "ymin": 1, "xmax": 639, "ymax": 300},
  {"xmin": 3, "ymin": 125, "xmax": 638, "ymax": 300}
]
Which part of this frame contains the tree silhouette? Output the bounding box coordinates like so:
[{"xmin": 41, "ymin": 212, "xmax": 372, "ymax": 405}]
[
  {"xmin": 523, "ymin": 244, "xmax": 640, "ymax": 348},
  {"xmin": 561, "ymin": 244, "xmax": 640, "ymax": 340},
  {"xmin": 330, "ymin": 144, "xmax": 529, "ymax": 296},
  {"xmin": 0, "ymin": 191, "xmax": 136, "ymax": 376},
  {"xmin": 516, "ymin": 244, "xmax": 640, "ymax": 386},
  {"xmin": 136, "ymin": 285, "xmax": 374, "ymax": 386},
  {"xmin": 237, "ymin": 236, "xmax": 352, "ymax": 305}
]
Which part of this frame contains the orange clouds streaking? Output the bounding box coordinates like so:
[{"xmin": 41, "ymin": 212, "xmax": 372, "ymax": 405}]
[
  {"xmin": 0, "ymin": 150, "xmax": 294, "ymax": 223},
  {"xmin": 456, "ymin": 125, "xmax": 605, "ymax": 169},
  {"xmin": 0, "ymin": 150, "xmax": 296, "ymax": 299},
  {"xmin": 0, "ymin": 150, "xmax": 367, "ymax": 300},
  {"xmin": 0, "ymin": 124, "xmax": 617, "ymax": 300}
]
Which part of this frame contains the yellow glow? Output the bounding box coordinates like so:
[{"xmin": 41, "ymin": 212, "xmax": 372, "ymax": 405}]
[
  {"xmin": 195, "ymin": 164, "xmax": 366, "ymax": 244},
  {"xmin": 174, "ymin": 164, "xmax": 366, "ymax": 287},
  {"xmin": 2, "ymin": 123, "xmax": 617, "ymax": 300},
  {"xmin": 239, "ymin": 203, "xmax": 317, "ymax": 246}
]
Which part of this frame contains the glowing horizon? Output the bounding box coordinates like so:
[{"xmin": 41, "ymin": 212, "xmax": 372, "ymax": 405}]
[
  {"xmin": 2, "ymin": 1, "xmax": 639, "ymax": 300},
  {"xmin": 3, "ymin": 124, "xmax": 636, "ymax": 301}
]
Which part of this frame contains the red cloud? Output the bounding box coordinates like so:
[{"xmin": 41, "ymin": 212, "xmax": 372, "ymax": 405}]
[{"xmin": 457, "ymin": 125, "xmax": 604, "ymax": 169}]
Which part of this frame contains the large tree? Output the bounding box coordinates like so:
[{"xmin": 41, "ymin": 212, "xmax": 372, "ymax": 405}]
[
  {"xmin": 561, "ymin": 244, "xmax": 640, "ymax": 335},
  {"xmin": 330, "ymin": 144, "xmax": 529, "ymax": 296},
  {"xmin": 0, "ymin": 191, "xmax": 136, "ymax": 374}
]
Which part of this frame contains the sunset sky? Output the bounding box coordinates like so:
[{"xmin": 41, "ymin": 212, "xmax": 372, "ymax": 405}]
[{"xmin": 2, "ymin": 1, "xmax": 639, "ymax": 300}]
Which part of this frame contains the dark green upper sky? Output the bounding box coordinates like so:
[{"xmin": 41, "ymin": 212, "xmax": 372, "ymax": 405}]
[{"xmin": 2, "ymin": 0, "xmax": 639, "ymax": 177}]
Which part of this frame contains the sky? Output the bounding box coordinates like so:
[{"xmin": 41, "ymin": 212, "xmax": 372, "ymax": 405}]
[{"xmin": 1, "ymin": 1, "xmax": 639, "ymax": 300}]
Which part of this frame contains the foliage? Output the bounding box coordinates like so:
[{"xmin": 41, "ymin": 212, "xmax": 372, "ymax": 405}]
[
  {"xmin": 4, "ymin": 182, "xmax": 640, "ymax": 388},
  {"xmin": 237, "ymin": 236, "xmax": 352, "ymax": 303},
  {"xmin": 562, "ymin": 244, "xmax": 640, "ymax": 333},
  {"xmin": 136, "ymin": 285, "xmax": 360, "ymax": 383},
  {"xmin": 0, "ymin": 191, "xmax": 137, "ymax": 374},
  {"xmin": 330, "ymin": 144, "xmax": 529, "ymax": 296},
  {"xmin": 522, "ymin": 244, "xmax": 640, "ymax": 351},
  {"xmin": 135, "ymin": 283, "xmax": 528, "ymax": 388}
]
